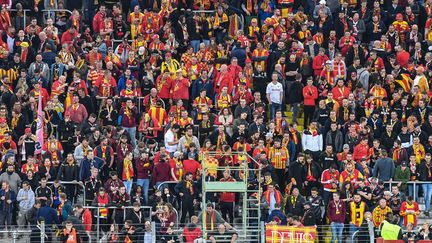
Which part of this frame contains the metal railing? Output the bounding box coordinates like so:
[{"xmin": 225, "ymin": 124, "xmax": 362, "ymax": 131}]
[
  {"xmin": 83, "ymin": 205, "xmax": 153, "ymax": 241},
  {"xmin": 156, "ymin": 180, "xmax": 179, "ymax": 191},
  {"xmin": 1, "ymin": 220, "xmax": 429, "ymax": 243},
  {"xmin": 38, "ymin": 180, "xmax": 84, "ymax": 205},
  {"xmin": 383, "ymin": 180, "xmax": 432, "ymax": 202},
  {"xmin": 8, "ymin": 9, "xmax": 73, "ymax": 26},
  {"xmin": 153, "ymin": 222, "xmax": 246, "ymax": 242},
  {"xmin": 201, "ymin": 151, "xmax": 262, "ymax": 241},
  {"xmin": 100, "ymin": 96, "xmax": 164, "ymax": 116}
]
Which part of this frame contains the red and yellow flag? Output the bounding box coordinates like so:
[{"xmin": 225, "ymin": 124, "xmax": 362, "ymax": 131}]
[
  {"xmin": 265, "ymin": 225, "xmax": 317, "ymax": 243},
  {"xmin": 395, "ymin": 73, "xmax": 412, "ymax": 92}
]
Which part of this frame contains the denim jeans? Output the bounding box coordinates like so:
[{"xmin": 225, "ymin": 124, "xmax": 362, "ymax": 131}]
[
  {"xmin": 123, "ymin": 127, "xmax": 137, "ymax": 148},
  {"xmin": 123, "ymin": 180, "xmax": 133, "ymax": 195},
  {"xmin": 190, "ymin": 40, "xmax": 200, "ymax": 53},
  {"xmin": 291, "ymin": 103, "xmax": 300, "ymax": 123},
  {"xmin": 288, "ymin": 141, "xmax": 296, "ymax": 162},
  {"xmin": 323, "ymin": 191, "xmax": 332, "ymax": 208},
  {"xmin": 137, "ymin": 179, "xmax": 150, "ymax": 204},
  {"xmin": 215, "ymin": 30, "xmax": 226, "ymax": 44},
  {"xmin": 349, "ymin": 224, "xmax": 359, "ymax": 243},
  {"xmin": 270, "ymin": 102, "xmax": 282, "ymax": 120},
  {"xmin": 422, "ymin": 183, "xmax": 432, "ymax": 211},
  {"xmin": 0, "ymin": 210, "xmax": 12, "ymax": 229},
  {"xmin": 408, "ymin": 184, "xmax": 420, "ymax": 198},
  {"xmin": 331, "ymin": 222, "xmax": 344, "ymax": 243}
]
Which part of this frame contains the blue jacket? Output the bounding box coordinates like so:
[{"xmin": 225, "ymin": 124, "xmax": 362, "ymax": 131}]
[
  {"xmin": 42, "ymin": 52, "xmax": 56, "ymax": 68},
  {"xmin": 79, "ymin": 156, "xmax": 105, "ymax": 181},
  {"xmin": 258, "ymin": 0, "xmax": 275, "ymax": 22},
  {"xmin": 50, "ymin": 62, "xmax": 66, "ymax": 83},
  {"xmin": 60, "ymin": 201, "xmax": 73, "ymax": 222},
  {"xmin": 37, "ymin": 206, "xmax": 59, "ymax": 226},
  {"xmin": 266, "ymin": 209, "xmax": 287, "ymax": 225},
  {"xmin": 0, "ymin": 189, "xmax": 16, "ymax": 212},
  {"xmin": 117, "ymin": 74, "xmax": 135, "ymax": 93},
  {"xmin": 191, "ymin": 78, "xmax": 214, "ymax": 101},
  {"xmin": 231, "ymin": 47, "xmax": 246, "ymax": 67}
]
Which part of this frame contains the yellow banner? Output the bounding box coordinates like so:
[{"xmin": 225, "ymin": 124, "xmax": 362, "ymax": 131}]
[{"xmin": 265, "ymin": 225, "xmax": 317, "ymax": 243}]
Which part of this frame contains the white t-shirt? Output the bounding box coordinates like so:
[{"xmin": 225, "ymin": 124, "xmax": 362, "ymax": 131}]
[
  {"xmin": 266, "ymin": 81, "xmax": 283, "ymax": 104},
  {"xmin": 164, "ymin": 129, "xmax": 178, "ymax": 152}
]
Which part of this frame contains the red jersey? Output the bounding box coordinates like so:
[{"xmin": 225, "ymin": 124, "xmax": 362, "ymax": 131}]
[
  {"xmin": 214, "ymin": 71, "xmax": 233, "ymax": 94},
  {"xmin": 31, "ymin": 88, "xmax": 49, "ymax": 107},
  {"xmin": 95, "ymin": 76, "xmax": 117, "ymax": 97},
  {"xmin": 321, "ymin": 169, "xmax": 340, "ymax": 192},
  {"xmin": 183, "ymin": 159, "xmax": 201, "ymax": 180},
  {"xmin": 156, "ymin": 75, "xmax": 172, "ymax": 99},
  {"xmin": 70, "ymin": 80, "xmax": 88, "ymax": 95},
  {"xmin": 170, "ymin": 78, "xmax": 190, "ymax": 100},
  {"xmin": 331, "ymin": 85, "xmax": 351, "ymax": 105}
]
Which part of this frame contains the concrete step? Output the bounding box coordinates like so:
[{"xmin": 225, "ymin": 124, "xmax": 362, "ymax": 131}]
[{"xmin": 286, "ymin": 117, "xmax": 304, "ymax": 124}]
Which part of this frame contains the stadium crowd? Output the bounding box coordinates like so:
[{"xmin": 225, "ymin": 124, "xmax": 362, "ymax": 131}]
[{"xmin": 0, "ymin": 0, "xmax": 430, "ymax": 242}]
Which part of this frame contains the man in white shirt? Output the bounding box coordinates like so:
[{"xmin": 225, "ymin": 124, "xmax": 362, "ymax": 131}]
[
  {"xmin": 266, "ymin": 72, "xmax": 284, "ymax": 119},
  {"xmin": 17, "ymin": 181, "xmax": 35, "ymax": 229},
  {"xmin": 164, "ymin": 124, "xmax": 180, "ymax": 154}
]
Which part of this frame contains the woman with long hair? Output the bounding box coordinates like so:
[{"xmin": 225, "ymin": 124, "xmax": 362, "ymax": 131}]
[{"xmin": 216, "ymin": 107, "xmax": 233, "ymax": 136}]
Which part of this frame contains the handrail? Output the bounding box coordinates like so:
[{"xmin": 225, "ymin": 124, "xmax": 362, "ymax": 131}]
[
  {"xmin": 382, "ymin": 181, "xmax": 432, "ymax": 184},
  {"xmin": 8, "ymin": 8, "xmax": 73, "ymax": 26},
  {"xmin": 204, "ymin": 151, "xmax": 263, "ymax": 168},
  {"xmin": 84, "ymin": 205, "xmax": 152, "ymax": 240},
  {"xmin": 382, "ymin": 180, "xmax": 432, "ymax": 202},
  {"xmin": 46, "ymin": 180, "xmax": 84, "ymax": 187},
  {"xmin": 151, "ymin": 221, "xmax": 156, "ymax": 243},
  {"xmin": 192, "ymin": 10, "xmax": 215, "ymax": 13},
  {"xmin": 156, "ymin": 180, "xmax": 179, "ymax": 191},
  {"xmin": 83, "ymin": 205, "xmax": 152, "ymax": 209},
  {"xmin": 201, "ymin": 151, "xmax": 261, "ymax": 241},
  {"xmin": 42, "ymin": 9, "xmax": 73, "ymax": 15}
]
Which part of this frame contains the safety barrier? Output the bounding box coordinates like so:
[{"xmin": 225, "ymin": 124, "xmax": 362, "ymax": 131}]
[
  {"xmin": 1, "ymin": 221, "xmax": 429, "ymax": 243},
  {"xmin": 383, "ymin": 180, "xmax": 432, "ymax": 203},
  {"xmin": 153, "ymin": 222, "xmax": 245, "ymax": 242},
  {"xmin": 98, "ymin": 96, "xmax": 165, "ymax": 115},
  {"xmin": 83, "ymin": 205, "xmax": 153, "ymax": 241},
  {"xmin": 8, "ymin": 9, "xmax": 73, "ymax": 26},
  {"xmin": 156, "ymin": 180, "xmax": 179, "ymax": 192},
  {"xmin": 376, "ymin": 239, "xmax": 432, "ymax": 243},
  {"xmin": 45, "ymin": 180, "xmax": 84, "ymax": 205},
  {"xmin": 152, "ymin": 223, "xmax": 375, "ymax": 243}
]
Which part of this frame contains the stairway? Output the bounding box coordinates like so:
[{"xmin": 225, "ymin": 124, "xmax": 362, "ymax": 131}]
[
  {"xmin": 202, "ymin": 152, "xmax": 262, "ymax": 241},
  {"xmin": 284, "ymin": 105, "xmax": 304, "ymax": 132}
]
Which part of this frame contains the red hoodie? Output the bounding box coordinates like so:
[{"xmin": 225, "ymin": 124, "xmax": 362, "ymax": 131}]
[
  {"xmin": 353, "ymin": 143, "xmax": 370, "ymax": 162},
  {"xmin": 82, "ymin": 208, "xmax": 92, "ymax": 232},
  {"xmin": 303, "ymin": 85, "xmax": 318, "ymax": 106},
  {"xmin": 183, "ymin": 226, "xmax": 201, "ymax": 242},
  {"xmin": 312, "ymin": 54, "xmax": 329, "ymax": 76}
]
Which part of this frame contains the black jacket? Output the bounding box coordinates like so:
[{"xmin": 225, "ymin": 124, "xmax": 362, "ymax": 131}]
[
  {"xmin": 175, "ymin": 180, "xmax": 197, "ymax": 201},
  {"xmin": 302, "ymin": 209, "xmax": 317, "ymax": 226},
  {"xmin": 60, "ymin": 228, "xmax": 82, "ymax": 243},
  {"xmin": 419, "ymin": 161, "xmax": 432, "ymax": 181},
  {"xmin": 57, "ymin": 161, "xmax": 79, "ymax": 181},
  {"xmin": 302, "ymin": 162, "xmax": 322, "ymax": 183},
  {"xmin": 289, "ymin": 161, "xmax": 305, "ymax": 191},
  {"xmin": 119, "ymin": 227, "xmax": 143, "ymax": 242},
  {"xmin": 285, "ymin": 195, "xmax": 305, "ymax": 216},
  {"xmin": 287, "ymin": 81, "xmax": 304, "ymax": 104},
  {"xmin": 26, "ymin": 206, "xmax": 39, "ymax": 225},
  {"xmin": 58, "ymin": 120, "xmax": 77, "ymax": 143},
  {"xmin": 380, "ymin": 132, "xmax": 397, "ymax": 152},
  {"xmin": 126, "ymin": 209, "xmax": 146, "ymax": 227}
]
